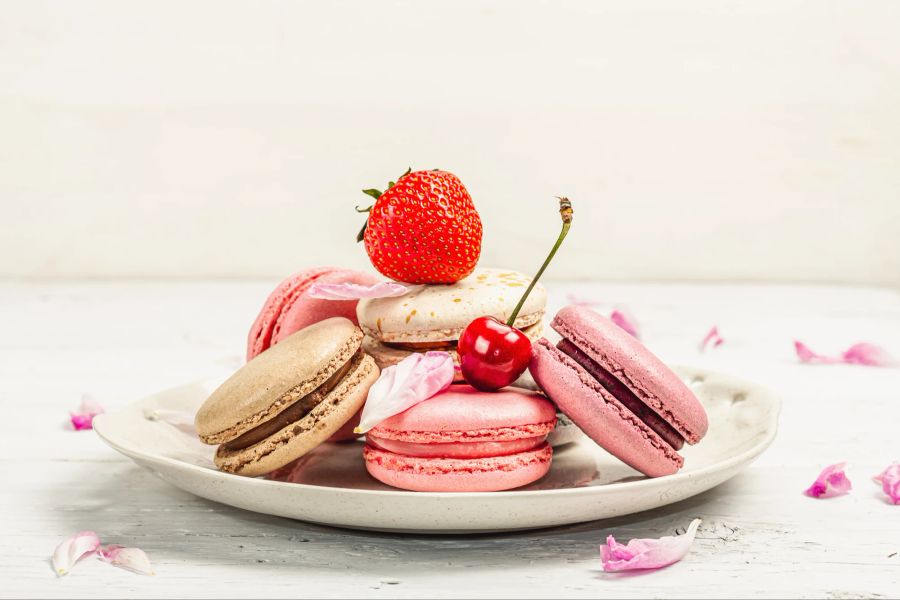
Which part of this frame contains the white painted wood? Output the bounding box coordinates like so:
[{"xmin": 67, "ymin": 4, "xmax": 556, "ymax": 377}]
[{"xmin": 2, "ymin": 281, "xmax": 899, "ymax": 597}]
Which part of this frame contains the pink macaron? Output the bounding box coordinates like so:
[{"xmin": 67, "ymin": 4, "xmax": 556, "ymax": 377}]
[
  {"xmin": 363, "ymin": 385, "xmax": 557, "ymax": 492},
  {"xmin": 247, "ymin": 267, "xmax": 380, "ymax": 361},
  {"xmin": 529, "ymin": 305, "xmax": 708, "ymax": 478}
]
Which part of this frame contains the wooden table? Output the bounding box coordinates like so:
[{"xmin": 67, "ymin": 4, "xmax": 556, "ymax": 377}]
[{"xmin": 4, "ymin": 281, "xmax": 899, "ymax": 598}]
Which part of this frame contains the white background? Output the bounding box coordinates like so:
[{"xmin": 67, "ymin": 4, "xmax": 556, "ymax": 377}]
[{"xmin": 2, "ymin": 0, "xmax": 899, "ymax": 285}]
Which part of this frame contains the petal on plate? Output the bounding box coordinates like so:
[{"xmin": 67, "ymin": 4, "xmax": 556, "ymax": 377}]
[
  {"xmin": 794, "ymin": 341, "xmax": 840, "ymax": 364},
  {"xmin": 804, "ymin": 462, "xmax": 852, "ymax": 498},
  {"xmin": 99, "ymin": 545, "xmax": 155, "ymax": 576},
  {"xmin": 70, "ymin": 394, "xmax": 105, "ymax": 431},
  {"xmin": 355, "ymin": 351, "xmax": 455, "ymax": 433},
  {"xmin": 873, "ymin": 463, "xmax": 900, "ymax": 505},
  {"xmin": 306, "ymin": 281, "xmax": 415, "ymax": 300},
  {"xmin": 52, "ymin": 531, "xmax": 101, "ymax": 576},
  {"xmin": 610, "ymin": 308, "xmax": 641, "ymax": 339},
  {"xmin": 144, "ymin": 408, "xmax": 198, "ymax": 436},
  {"xmin": 841, "ymin": 343, "xmax": 895, "ymax": 367},
  {"xmin": 600, "ymin": 519, "xmax": 702, "ymax": 572},
  {"xmin": 699, "ymin": 326, "xmax": 724, "ymax": 353}
]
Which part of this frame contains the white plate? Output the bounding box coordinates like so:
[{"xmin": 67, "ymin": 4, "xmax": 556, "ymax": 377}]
[{"xmin": 93, "ymin": 366, "xmax": 779, "ymax": 533}]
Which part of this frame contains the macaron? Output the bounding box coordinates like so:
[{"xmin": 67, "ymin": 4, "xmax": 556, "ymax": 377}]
[
  {"xmin": 196, "ymin": 317, "xmax": 380, "ymax": 476},
  {"xmin": 363, "ymin": 385, "xmax": 557, "ymax": 492},
  {"xmin": 356, "ymin": 267, "xmax": 546, "ymax": 379},
  {"xmin": 529, "ymin": 305, "xmax": 708, "ymax": 478},
  {"xmin": 247, "ymin": 267, "xmax": 380, "ymax": 361}
]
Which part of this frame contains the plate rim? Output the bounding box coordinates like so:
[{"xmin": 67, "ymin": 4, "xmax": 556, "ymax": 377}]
[{"xmin": 93, "ymin": 365, "xmax": 781, "ymax": 500}]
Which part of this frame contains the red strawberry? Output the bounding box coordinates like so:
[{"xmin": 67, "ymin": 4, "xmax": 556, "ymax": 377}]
[{"xmin": 357, "ymin": 169, "xmax": 482, "ymax": 284}]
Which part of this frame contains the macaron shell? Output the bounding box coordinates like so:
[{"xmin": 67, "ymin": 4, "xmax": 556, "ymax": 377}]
[
  {"xmin": 246, "ymin": 268, "xmax": 379, "ymax": 361},
  {"xmin": 215, "ymin": 353, "xmax": 379, "ymax": 476},
  {"xmin": 363, "ymin": 444, "xmax": 552, "ymax": 492},
  {"xmin": 271, "ymin": 269, "xmax": 381, "ymax": 346},
  {"xmin": 246, "ymin": 267, "xmax": 334, "ymax": 361},
  {"xmin": 196, "ymin": 317, "xmax": 362, "ymax": 443},
  {"xmin": 357, "ymin": 267, "xmax": 546, "ymax": 343},
  {"xmin": 530, "ymin": 338, "xmax": 683, "ymax": 477},
  {"xmin": 552, "ymin": 305, "xmax": 708, "ymax": 444},
  {"xmin": 369, "ymin": 384, "xmax": 557, "ymax": 440},
  {"xmin": 367, "ymin": 435, "xmax": 546, "ymax": 459}
]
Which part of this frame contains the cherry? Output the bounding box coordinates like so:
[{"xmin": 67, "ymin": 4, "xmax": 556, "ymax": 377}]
[{"xmin": 458, "ymin": 198, "xmax": 574, "ymax": 391}]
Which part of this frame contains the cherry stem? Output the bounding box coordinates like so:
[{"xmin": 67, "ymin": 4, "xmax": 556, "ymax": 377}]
[{"xmin": 506, "ymin": 197, "xmax": 573, "ymax": 327}]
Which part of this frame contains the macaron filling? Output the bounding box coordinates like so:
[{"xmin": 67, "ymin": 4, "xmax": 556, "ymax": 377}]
[
  {"xmin": 366, "ymin": 435, "xmax": 547, "ymax": 459},
  {"xmin": 378, "ymin": 321, "xmax": 542, "ymax": 352},
  {"xmin": 556, "ymin": 338, "xmax": 685, "ymax": 450},
  {"xmin": 222, "ymin": 350, "xmax": 362, "ymax": 451}
]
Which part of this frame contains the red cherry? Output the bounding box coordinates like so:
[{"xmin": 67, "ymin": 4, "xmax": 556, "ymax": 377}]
[
  {"xmin": 458, "ymin": 316, "xmax": 533, "ymax": 391},
  {"xmin": 458, "ymin": 198, "xmax": 574, "ymax": 392}
]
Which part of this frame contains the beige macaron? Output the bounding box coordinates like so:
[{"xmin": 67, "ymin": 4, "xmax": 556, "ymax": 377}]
[
  {"xmin": 195, "ymin": 317, "xmax": 379, "ymax": 476},
  {"xmin": 356, "ymin": 267, "xmax": 546, "ymax": 377}
]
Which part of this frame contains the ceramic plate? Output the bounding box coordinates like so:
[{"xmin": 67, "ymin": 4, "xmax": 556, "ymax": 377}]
[{"xmin": 93, "ymin": 366, "xmax": 779, "ymax": 534}]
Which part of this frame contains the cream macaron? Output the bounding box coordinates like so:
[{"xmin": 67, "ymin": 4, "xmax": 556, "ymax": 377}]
[
  {"xmin": 356, "ymin": 267, "xmax": 546, "ymax": 378},
  {"xmin": 195, "ymin": 317, "xmax": 379, "ymax": 476}
]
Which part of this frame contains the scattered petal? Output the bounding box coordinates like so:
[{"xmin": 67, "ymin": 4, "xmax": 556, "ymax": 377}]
[
  {"xmin": 841, "ymin": 343, "xmax": 895, "ymax": 367},
  {"xmin": 600, "ymin": 519, "xmax": 702, "ymax": 572},
  {"xmin": 804, "ymin": 462, "xmax": 852, "ymax": 498},
  {"xmin": 795, "ymin": 341, "xmax": 893, "ymax": 367},
  {"xmin": 144, "ymin": 408, "xmax": 198, "ymax": 436},
  {"xmin": 566, "ymin": 294, "xmax": 600, "ymax": 307},
  {"xmin": 70, "ymin": 395, "xmax": 104, "ymax": 431},
  {"xmin": 99, "ymin": 545, "xmax": 155, "ymax": 576},
  {"xmin": 355, "ymin": 351, "xmax": 454, "ymax": 433},
  {"xmin": 610, "ymin": 307, "xmax": 641, "ymax": 339},
  {"xmin": 873, "ymin": 463, "xmax": 900, "ymax": 505},
  {"xmin": 52, "ymin": 531, "xmax": 100, "ymax": 576},
  {"xmin": 699, "ymin": 326, "xmax": 724, "ymax": 353},
  {"xmin": 306, "ymin": 281, "xmax": 416, "ymax": 300}
]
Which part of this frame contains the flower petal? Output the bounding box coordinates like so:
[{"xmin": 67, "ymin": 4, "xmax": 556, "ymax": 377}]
[
  {"xmin": 565, "ymin": 294, "xmax": 600, "ymax": 307},
  {"xmin": 306, "ymin": 281, "xmax": 415, "ymax": 300},
  {"xmin": 99, "ymin": 545, "xmax": 155, "ymax": 576},
  {"xmin": 699, "ymin": 326, "xmax": 724, "ymax": 353},
  {"xmin": 600, "ymin": 519, "xmax": 702, "ymax": 572},
  {"xmin": 69, "ymin": 394, "xmax": 105, "ymax": 431},
  {"xmin": 804, "ymin": 462, "xmax": 852, "ymax": 498},
  {"xmin": 841, "ymin": 343, "xmax": 895, "ymax": 367},
  {"xmin": 610, "ymin": 308, "xmax": 641, "ymax": 339},
  {"xmin": 144, "ymin": 408, "xmax": 198, "ymax": 436},
  {"xmin": 52, "ymin": 531, "xmax": 101, "ymax": 576},
  {"xmin": 355, "ymin": 351, "xmax": 454, "ymax": 433},
  {"xmin": 795, "ymin": 341, "xmax": 893, "ymax": 367},
  {"xmin": 873, "ymin": 463, "xmax": 900, "ymax": 505}
]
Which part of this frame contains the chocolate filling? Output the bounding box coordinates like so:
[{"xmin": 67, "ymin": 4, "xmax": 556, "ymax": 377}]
[
  {"xmin": 384, "ymin": 340, "xmax": 458, "ymax": 351},
  {"xmin": 557, "ymin": 339, "xmax": 685, "ymax": 450},
  {"xmin": 222, "ymin": 351, "xmax": 361, "ymax": 451}
]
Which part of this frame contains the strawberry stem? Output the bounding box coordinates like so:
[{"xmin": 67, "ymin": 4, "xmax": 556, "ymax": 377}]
[{"xmin": 506, "ymin": 197, "xmax": 573, "ymax": 327}]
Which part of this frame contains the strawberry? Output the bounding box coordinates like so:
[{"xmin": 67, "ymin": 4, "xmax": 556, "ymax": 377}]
[{"xmin": 356, "ymin": 169, "xmax": 483, "ymax": 284}]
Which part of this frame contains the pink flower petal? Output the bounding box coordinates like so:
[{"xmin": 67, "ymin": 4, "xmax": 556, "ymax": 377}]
[
  {"xmin": 610, "ymin": 307, "xmax": 641, "ymax": 339},
  {"xmin": 873, "ymin": 463, "xmax": 900, "ymax": 505},
  {"xmin": 566, "ymin": 294, "xmax": 600, "ymax": 307},
  {"xmin": 600, "ymin": 519, "xmax": 702, "ymax": 572},
  {"xmin": 306, "ymin": 281, "xmax": 415, "ymax": 300},
  {"xmin": 69, "ymin": 394, "xmax": 104, "ymax": 431},
  {"xmin": 698, "ymin": 326, "xmax": 724, "ymax": 353},
  {"xmin": 52, "ymin": 531, "xmax": 101, "ymax": 576},
  {"xmin": 144, "ymin": 408, "xmax": 198, "ymax": 436},
  {"xmin": 841, "ymin": 343, "xmax": 895, "ymax": 367},
  {"xmin": 804, "ymin": 462, "xmax": 852, "ymax": 498},
  {"xmin": 355, "ymin": 351, "xmax": 455, "ymax": 433},
  {"xmin": 795, "ymin": 341, "xmax": 893, "ymax": 367},
  {"xmin": 99, "ymin": 545, "xmax": 155, "ymax": 576}
]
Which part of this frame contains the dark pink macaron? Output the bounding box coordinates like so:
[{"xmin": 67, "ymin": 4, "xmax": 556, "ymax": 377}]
[{"xmin": 529, "ymin": 305, "xmax": 708, "ymax": 477}]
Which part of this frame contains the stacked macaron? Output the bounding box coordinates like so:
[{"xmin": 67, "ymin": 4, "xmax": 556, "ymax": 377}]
[
  {"xmin": 196, "ymin": 318, "xmax": 379, "ymax": 476},
  {"xmin": 363, "ymin": 385, "xmax": 557, "ymax": 492},
  {"xmin": 530, "ymin": 305, "xmax": 708, "ymax": 477},
  {"xmin": 357, "ymin": 267, "xmax": 546, "ymax": 379}
]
